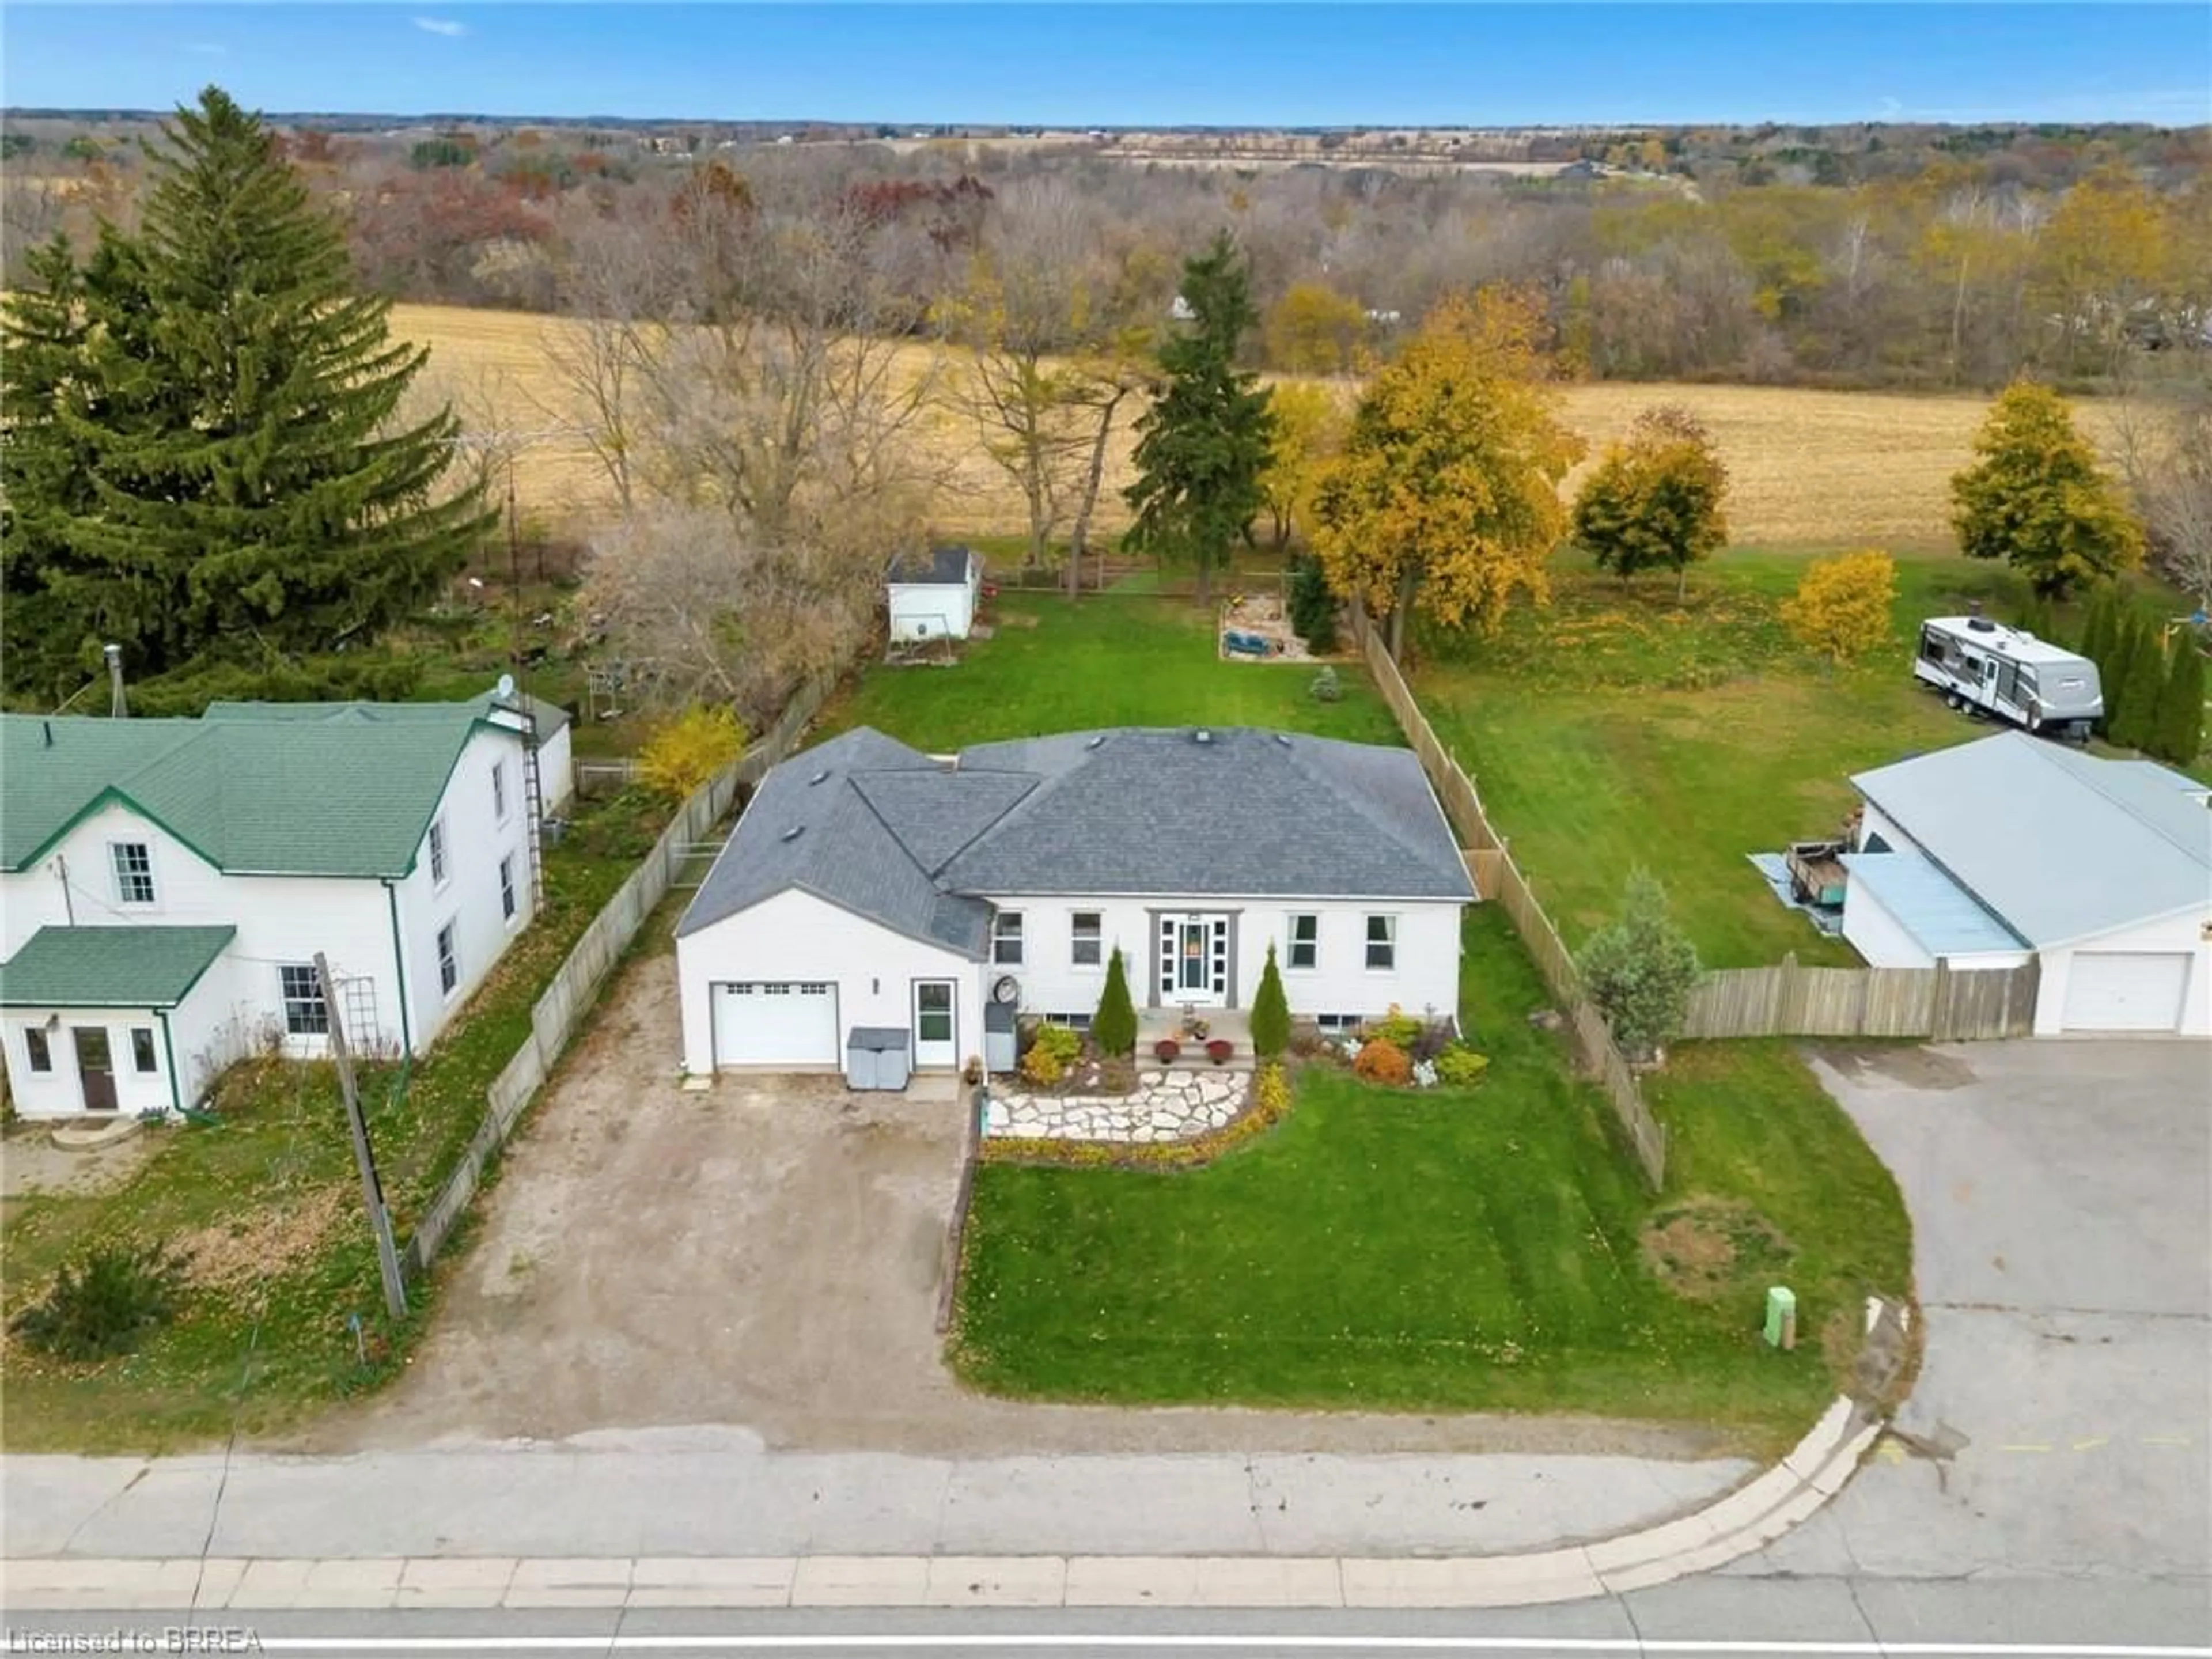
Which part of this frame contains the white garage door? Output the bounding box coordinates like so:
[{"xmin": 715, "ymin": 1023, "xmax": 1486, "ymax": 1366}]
[
  {"xmin": 712, "ymin": 980, "xmax": 839, "ymax": 1066},
  {"xmin": 2061, "ymin": 953, "xmax": 2191, "ymax": 1034}
]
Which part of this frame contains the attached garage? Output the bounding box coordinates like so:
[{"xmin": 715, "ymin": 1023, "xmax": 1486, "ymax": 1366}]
[
  {"xmin": 710, "ymin": 980, "xmax": 839, "ymax": 1068},
  {"xmin": 2061, "ymin": 953, "xmax": 2194, "ymax": 1035}
]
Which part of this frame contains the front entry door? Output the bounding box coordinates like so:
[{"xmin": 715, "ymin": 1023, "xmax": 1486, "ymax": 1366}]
[
  {"xmin": 1159, "ymin": 914, "xmax": 1230, "ymax": 1006},
  {"xmin": 912, "ymin": 980, "xmax": 956, "ymax": 1068},
  {"xmin": 72, "ymin": 1027, "xmax": 117, "ymax": 1112}
]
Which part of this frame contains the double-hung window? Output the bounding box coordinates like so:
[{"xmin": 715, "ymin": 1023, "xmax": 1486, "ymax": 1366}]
[
  {"xmin": 1288, "ymin": 914, "xmax": 1319, "ymax": 971},
  {"xmin": 279, "ymin": 964, "xmax": 330, "ymax": 1036},
  {"xmin": 499, "ymin": 853, "xmax": 518, "ymax": 921},
  {"xmin": 111, "ymin": 842, "xmax": 156, "ymax": 906},
  {"xmin": 429, "ymin": 817, "xmax": 450, "ymax": 888},
  {"xmin": 437, "ymin": 923, "xmax": 460, "ymax": 996},
  {"xmin": 491, "ymin": 760, "xmax": 509, "ymax": 823},
  {"xmin": 992, "ymin": 912, "xmax": 1024, "ymax": 966},
  {"xmin": 1070, "ymin": 912, "xmax": 1102, "ymax": 967},
  {"xmin": 1365, "ymin": 914, "xmax": 1396, "ymax": 971}
]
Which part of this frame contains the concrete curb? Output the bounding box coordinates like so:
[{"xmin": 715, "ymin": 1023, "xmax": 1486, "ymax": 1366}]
[{"xmin": 0, "ymin": 1398, "xmax": 1884, "ymax": 1612}]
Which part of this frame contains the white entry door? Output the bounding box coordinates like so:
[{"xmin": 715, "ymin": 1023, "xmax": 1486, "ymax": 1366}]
[
  {"xmin": 713, "ymin": 981, "xmax": 839, "ymax": 1067},
  {"xmin": 1158, "ymin": 914, "xmax": 1230, "ymax": 1006},
  {"xmin": 2061, "ymin": 953, "xmax": 2191, "ymax": 1033},
  {"xmin": 912, "ymin": 980, "xmax": 957, "ymax": 1067}
]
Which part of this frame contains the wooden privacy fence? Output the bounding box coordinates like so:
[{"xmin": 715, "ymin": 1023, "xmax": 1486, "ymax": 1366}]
[
  {"xmin": 403, "ymin": 673, "xmax": 835, "ymax": 1278},
  {"xmin": 1683, "ymin": 956, "xmax": 2040, "ymax": 1041},
  {"xmin": 1355, "ymin": 609, "xmax": 1668, "ymax": 1188}
]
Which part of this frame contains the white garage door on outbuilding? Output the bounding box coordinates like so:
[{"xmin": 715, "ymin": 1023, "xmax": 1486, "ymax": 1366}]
[
  {"xmin": 711, "ymin": 980, "xmax": 839, "ymax": 1067},
  {"xmin": 2062, "ymin": 953, "xmax": 2192, "ymax": 1034}
]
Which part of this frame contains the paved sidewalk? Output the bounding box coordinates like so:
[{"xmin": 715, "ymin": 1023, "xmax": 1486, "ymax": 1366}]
[{"xmin": 1, "ymin": 1427, "xmax": 1751, "ymax": 1562}]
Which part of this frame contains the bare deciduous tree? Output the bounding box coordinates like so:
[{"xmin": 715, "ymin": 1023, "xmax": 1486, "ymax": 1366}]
[{"xmin": 2112, "ymin": 371, "xmax": 2212, "ymax": 608}]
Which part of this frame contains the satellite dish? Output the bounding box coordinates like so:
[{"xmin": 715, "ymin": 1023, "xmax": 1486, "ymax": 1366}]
[
  {"xmin": 992, "ymin": 975, "xmax": 1022, "ymax": 1007},
  {"xmin": 496, "ymin": 672, "xmax": 516, "ymax": 698}
]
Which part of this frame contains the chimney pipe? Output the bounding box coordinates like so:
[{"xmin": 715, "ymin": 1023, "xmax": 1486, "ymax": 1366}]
[
  {"xmin": 104, "ymin": 643, "xmax": 126, "ymax": 719},
  {"xmin": 43, "ymin": 719, "xmax": 54, "ymax": 748}
]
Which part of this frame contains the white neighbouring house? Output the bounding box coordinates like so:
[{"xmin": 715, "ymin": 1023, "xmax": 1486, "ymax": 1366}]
[
  {"xmin": 1841, "ymin": 732, "xmax": 2212, "ymax": 1037},
  {"xmin": 675, "ymin": 726, "xmax": 1476, "ymax": 1078},
  {"xmin": 0, "ymin": 693, "xmax": 548, "ymax": 1119},
  {"xmin": 884, "ymin": 545, "xmax": 983, "ymax": 643}
]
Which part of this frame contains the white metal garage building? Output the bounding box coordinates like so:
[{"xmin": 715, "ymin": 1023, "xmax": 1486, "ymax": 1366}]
[{"xmin": 1843, "ymin": 733, "xmax": 2211, "ymax": 1038}]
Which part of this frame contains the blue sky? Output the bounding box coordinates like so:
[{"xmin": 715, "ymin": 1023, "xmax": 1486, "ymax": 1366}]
[{"xmin": 3, "ymin": 5, "xmax": 2207, "ymax": 127}]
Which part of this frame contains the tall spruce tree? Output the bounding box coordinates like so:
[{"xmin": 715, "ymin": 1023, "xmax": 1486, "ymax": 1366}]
[
  {"xmin": 2078, "ymin": 585, "xmax": 2116, "ymax": 677},
  {"xmin": 1122, "ymin": 231, "xmax": 1275, "ymax": 604},
  {"xmin": 1, "ymin": 87, "xmax": 490, "ymax": 702},
  {"xmin": 2109, "ymin": 620, "xmax": 2167, "ymax": 751},
  {"xmin": 2153, "ymin": 640, "xmax": 2206, "ymax": 767}
]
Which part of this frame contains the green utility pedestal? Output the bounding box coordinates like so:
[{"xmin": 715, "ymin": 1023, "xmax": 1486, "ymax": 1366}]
[{"xmin": 1764, "ymin": 1286, "xmax": 1798, "ymax": 1350}]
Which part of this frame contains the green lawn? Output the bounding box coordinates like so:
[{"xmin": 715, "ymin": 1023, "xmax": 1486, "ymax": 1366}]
[
  {"xmin": 0, "ymin": 790, "xmax": 671, "ymax": 1452},
  {"xmin": 953, "ymin": 908, "xmax": 1911, "ymax": 1450},
  {"xmin": 821, "ymin": 592, "xmax": 1400, "ymax": 749},
  {"xmin": 1410, "ymin": 550, "xmax": 2044, "ymax": 967}
]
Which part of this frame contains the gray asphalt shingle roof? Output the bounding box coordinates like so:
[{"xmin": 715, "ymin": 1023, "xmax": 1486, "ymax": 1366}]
[
  {"xmin": 1852, "ymin": 732, "xmax": 2212, "ymax": 947},
  {"xmin": 679, "ymin": 724, "xmax": 1472, "ymax": 952}
]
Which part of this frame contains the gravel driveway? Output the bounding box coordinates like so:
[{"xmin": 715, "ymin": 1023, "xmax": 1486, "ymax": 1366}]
[{"xmin": 318, "ymin": 946, "xmax": 1728, "ymax": 1461}]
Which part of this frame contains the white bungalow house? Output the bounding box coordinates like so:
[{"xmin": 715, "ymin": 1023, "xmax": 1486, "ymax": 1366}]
[
  {"xmin": 1842, "ymin": 733, "xmax": 2211, "ymax": 1037},
  {"xmin": 0, "ymin": 695, "xmax": 546, "ymax": 1119},
  {"xmin": 674, "ymin": 725, "xmax": 1475, "ymax": 1077},
  {"xmin": 885, "ymin": 545, "xmax": 983, "ymax": 643}
]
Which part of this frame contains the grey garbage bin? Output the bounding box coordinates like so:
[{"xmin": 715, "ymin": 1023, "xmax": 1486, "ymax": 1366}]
[
  {"xmin": 845, "ymin": 1027, "xmax": 911, "ymax": 1092},
  {"xmin": 983, "ymin": 1003, "xmax": 1017, "ymax": 1077}
]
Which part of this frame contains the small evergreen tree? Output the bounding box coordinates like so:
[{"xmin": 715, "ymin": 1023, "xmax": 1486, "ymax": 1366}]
[
  {"xmin": 2103, "ymin": 611, "xmax": 2146, "ymax": 734},
  {"xmin": 1577, "ymin": 869, "xmax": 1701, "ymax": 1064},
  {"xmin": 1092, "ymin": 946, "xmax": 1137, "ymax": 1058},
  {"xmin": 1249, "ymin": 943, "xmax": 1291, "ymax": 1059},
  {"xmin": 1287, "ymin": 554, "xmax": 1339, "ymax": 652},
  {"xmin": 2153, "ymin": 640, "xmax": 2206, "ymax": 767},
  {"xmin": 2078, "ymin": 584, "xmax": 2117, "ymax": 673},
  {"xmin": 2110, "ymin": 623, "xmax": 2168, "ymax": 751}
]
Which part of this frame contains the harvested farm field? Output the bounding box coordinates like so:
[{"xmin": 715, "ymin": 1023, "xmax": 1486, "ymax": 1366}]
[{"xmin": 392, "ymin": 301, "xmax": 2119, "ymax": 551}]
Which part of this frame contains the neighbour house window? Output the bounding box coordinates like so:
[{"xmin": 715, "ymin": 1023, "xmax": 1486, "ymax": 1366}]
[
  {"xmin": 499, "ymin": 854, "xmax": 517, "ymax": 922},
  {"xmin": 1365, "ymin": 914, "xmax": 1396, "ymax": 971},
  {"xmin": 1288, "ymin": 914, "xmax": 1319, "ymax": 970},
  {"xmin": 429, "ymin": 817, "xmax": 450, "ymax": 887},
  {"xmin": 25, "ymin": 1029, "xmax": 52, "ymax": 1073},
  {"xmin": 279, "ymin": 965, "xmax": 329, "ymax": 1036},
  {"xmin": 992, "ymin": 912, "xmax": 1024, "ymax": 966},
  {"xmin": 110, "ymin": 842, "xmax": 155, "ymax": 906},
  {"xmin": 437, "ymin": 923, "xmax": 459, "ymax": 997},
  {"xmin": 1071, "ymin": 912, "xmax": 1102, "ymax": 967},
  {"xmin": 491, "ymin": 759, "xmax": 509, "ymax": 823},
  {"xmin": 131, "ymin": 1028, "xmax": 158, "ymax": 1074}
]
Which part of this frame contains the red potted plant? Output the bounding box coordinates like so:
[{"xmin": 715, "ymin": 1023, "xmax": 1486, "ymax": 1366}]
[
  {"xmin": 1153, "ymin": 1037, "xmax": 1181, "ymax": 1063},
  {"xmin": 1206, "ymin": 1038, "xmax": 1234, "ymax": 1065}
]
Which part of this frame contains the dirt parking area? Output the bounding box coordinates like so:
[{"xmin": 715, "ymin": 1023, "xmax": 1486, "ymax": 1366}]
[{"xmin": 322, "ymin": 945, "xmax": 1729, "ymax": 1461}]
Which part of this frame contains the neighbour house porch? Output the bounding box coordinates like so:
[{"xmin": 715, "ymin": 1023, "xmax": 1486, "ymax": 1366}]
[{"xmin": 1134, "ymin": 1005, "xmax": 1256, "ymax": 1071}]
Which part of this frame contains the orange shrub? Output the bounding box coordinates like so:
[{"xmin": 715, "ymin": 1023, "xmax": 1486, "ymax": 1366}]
[{"xmin": 1353, "ymin": 1036, "xmax": 1411, "ymax": 1086}]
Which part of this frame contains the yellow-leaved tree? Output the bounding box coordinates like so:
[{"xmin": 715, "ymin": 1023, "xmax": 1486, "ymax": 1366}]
[
  {"xmin": 1257, "ymin": 380, "xmax": 1349, "ymax": 548},
  {"xmin": 1263, "ymin": 282, "xmax": 1369, "ymax": 376},
  {"xmin": 1779, "ymin": 550, "xmax": 1897, "ymax": 664},
  {"xmin": 1311, "ymin": 287, "xmax": 1586, "ymax": 660},
  {"xmin": 640, "ymin": 705, "xmax": 749, "ymax": 802}
]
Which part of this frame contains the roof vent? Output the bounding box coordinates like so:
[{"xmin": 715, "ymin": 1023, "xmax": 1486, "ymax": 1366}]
[
  {"xmin": 809, "ymin": 768, "xmax": 831, "ymax": 786},
  {"xmin": 1967, "ymin": 618, "xmax": 1997, "ymax": 632},
  {"xmin": 1084, "ymin": 734, "xmax": 1107, "ymax": 751},
  {"xmin": 1275, "ymin": 733, "xmax": 1292, "ymax": 747},
  {"xmin": 779, "ymin": 825, "xmax": 805, "ymax": 843},
  {"xmin": 1194, "ymin": 728, "xmax": 1212, "ymax": 744}
]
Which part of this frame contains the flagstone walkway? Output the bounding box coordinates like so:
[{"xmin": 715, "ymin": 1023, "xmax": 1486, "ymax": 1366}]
[{"xmin": 983, "ymin": 1069, "xmax": 1251, "ymax": 1143}]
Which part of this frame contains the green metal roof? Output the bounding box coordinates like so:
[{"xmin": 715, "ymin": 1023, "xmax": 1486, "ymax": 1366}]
[
  {"xmin": 0, "ymin": 925, "xmax": 236, "ymax": 1009},
  {"xmin": 2, "ymin": 703, "xmax": 517, "ymax": 877}
]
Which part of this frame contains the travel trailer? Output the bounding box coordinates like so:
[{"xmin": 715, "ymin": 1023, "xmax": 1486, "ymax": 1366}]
[{"xmin": 1912, "ymin": 615, "xmax": 2103, "ymax": 740}]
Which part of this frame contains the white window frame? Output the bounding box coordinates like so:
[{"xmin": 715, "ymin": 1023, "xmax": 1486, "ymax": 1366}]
[
  {"xmin": 109, "ymin": 841, "xmax": 156, "ymax": 907},
  {"xmin": 436, "ymin": 922, "xmax": 459, "ymax": 998},
  {"xmin": 130, "ymin": 1027, "xmax": 158, "ymax": 1074},
  {"xmin": 429, "ymin": 817, "xmax": 450, "ymax": 889},
  {"xmin": 992, "ymin": 911, "xmax": 1024, "ymax": 967},
  {"xmin": 491, "ymin": 759, "xmax": 509, "ymax": 824},
  {"xmin": 279, "ymin": 964, "xmax": 329, "ymax": 1036},
  {"xmin": 1287, "ymin": 913, "xmax": 1320, "ymax": 971},
  {"xmin": 1070, "ymin": 911, "xmax": 1103, "ymax": 968},
  {"xmin": 25, "ymin": 1028, "xmax": 54, "ymax": 1073},
  {"xmin": 1365, "ymin": 914, "xmax": 1397, "ymax": 972},
  {"xmin": 499, "ymin": 853, "xmax": 517, "ymax": 923}
]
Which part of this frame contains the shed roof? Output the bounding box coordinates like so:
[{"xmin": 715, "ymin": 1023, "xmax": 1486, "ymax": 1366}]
[
  {"xmin": 2, "ymin": 702, "xmax": 517, "ymax": 877},
  {"xmin": 0, "ymin": 925, "xmax": 236, "ymax": 1009},
  {"xmin": 1840, "ymin": 850, "xmax": 2027, "ymax": 957},
  {"xmin": 1851, "ymin": 732, "xmax": 2212, "ymax": 946},
  {"xmin": 885, "ymin": 545, "xmax": 975, "ymax": 586}
]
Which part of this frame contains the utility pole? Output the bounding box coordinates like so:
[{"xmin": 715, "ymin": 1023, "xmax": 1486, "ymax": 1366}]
[{"xmin": 316, "ymin": 952, "xmax": 407, "ymax": 1321}]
